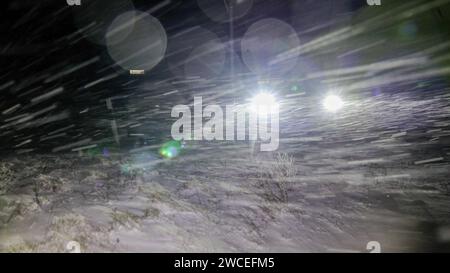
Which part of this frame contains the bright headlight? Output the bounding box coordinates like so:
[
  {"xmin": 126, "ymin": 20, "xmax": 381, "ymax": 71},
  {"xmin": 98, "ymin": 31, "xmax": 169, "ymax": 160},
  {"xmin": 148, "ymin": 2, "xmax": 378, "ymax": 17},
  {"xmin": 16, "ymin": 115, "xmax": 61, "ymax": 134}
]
[
  {"xmin": 323, "ymin": 95, "xmax": 344, "ymax": 112},
  {"xmin": 249, "ymin": 92, "xmax": 278, "ymax": 115}
]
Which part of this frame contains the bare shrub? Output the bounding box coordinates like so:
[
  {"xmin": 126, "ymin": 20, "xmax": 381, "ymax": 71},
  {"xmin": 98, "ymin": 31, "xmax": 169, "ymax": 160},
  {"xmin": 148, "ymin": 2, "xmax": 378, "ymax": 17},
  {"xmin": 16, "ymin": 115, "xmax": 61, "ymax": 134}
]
[
  {"xmin": 0, "ymin": 162, "xmax": 15, "ymax": 195},
  {"xmin": 258, "ymin": 153, "xmax": 296, "ymax": 203},
  {"xmin": 38, "ymin": 174, "xmax": 68, "ymax": 193}
]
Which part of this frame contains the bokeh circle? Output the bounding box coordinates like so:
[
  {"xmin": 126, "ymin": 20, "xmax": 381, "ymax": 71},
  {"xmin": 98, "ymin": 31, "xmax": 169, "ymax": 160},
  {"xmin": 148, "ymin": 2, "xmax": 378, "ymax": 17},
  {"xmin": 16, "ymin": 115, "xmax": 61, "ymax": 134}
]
[
  {"xmin": 197, "ymin": 0, "xmax": 253, "ymax": 23},
  {"xmin": 167, "ymin": 27, "xmax": 226, "ymax": 79},
  {"xmin": 241, "ymin": 18, "xmax": 301, "ymax": 76},
  {"xmin": 106, "ymin": 11, "xmax": 167, "ymax": 72},
  {"xmin": 73, "ymin": 0, "xmax": 135, "ymax": 45}
]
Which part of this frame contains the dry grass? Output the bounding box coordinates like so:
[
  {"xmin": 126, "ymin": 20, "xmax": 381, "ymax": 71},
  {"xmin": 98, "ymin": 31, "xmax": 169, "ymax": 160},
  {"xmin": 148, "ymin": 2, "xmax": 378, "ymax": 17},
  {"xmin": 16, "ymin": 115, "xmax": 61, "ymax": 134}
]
[
  {"xmin": 258, "ymin": 153, "xmax": 296, "ymax": 203},
  {"xmin": 0, "ymin": 162, "xmax": 15, "ymax": 195}
]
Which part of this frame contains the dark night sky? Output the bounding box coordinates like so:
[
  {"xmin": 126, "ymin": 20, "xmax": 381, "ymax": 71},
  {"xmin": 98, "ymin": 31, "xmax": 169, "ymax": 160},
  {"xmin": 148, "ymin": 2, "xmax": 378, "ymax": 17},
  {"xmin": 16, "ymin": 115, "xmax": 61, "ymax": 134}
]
[{"xmin": 0, "ymin": 0, "xmax": 448, "ymax": 153}]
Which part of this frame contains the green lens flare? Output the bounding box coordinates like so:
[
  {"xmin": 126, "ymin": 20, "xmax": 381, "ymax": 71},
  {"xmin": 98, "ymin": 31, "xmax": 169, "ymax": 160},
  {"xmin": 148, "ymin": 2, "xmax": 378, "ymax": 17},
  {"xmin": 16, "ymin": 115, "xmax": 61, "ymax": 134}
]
[{"xmin": 159, "ymin": 140, "xmax": 182, "ymax": 159}]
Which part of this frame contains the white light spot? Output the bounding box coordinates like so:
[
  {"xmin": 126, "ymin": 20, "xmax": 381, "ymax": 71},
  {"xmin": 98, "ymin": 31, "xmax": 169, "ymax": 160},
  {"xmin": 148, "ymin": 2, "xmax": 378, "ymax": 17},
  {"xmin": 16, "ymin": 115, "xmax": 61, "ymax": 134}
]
[
  {"xmin": 323, "ymin": 95, "xmax": 344, "ymax": 112},
  {"xmin": 250, "ymin": 92, "xmax": 278, "ymax": 115}
]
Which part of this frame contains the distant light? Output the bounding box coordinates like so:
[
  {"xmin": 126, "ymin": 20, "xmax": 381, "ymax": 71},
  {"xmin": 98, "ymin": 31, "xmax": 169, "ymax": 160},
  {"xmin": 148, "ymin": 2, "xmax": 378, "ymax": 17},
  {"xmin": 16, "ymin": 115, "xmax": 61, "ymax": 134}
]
[
  {"xmin": 323, "ymin": 95, "xmax": 344, "ymax": 112},
  {"xmin": 130, "ymin": 70, "xmax": 145, "ymax": 75},
  {"xmin": 250, "ymin": 92, "xmax": 278, "ymax": 115}
]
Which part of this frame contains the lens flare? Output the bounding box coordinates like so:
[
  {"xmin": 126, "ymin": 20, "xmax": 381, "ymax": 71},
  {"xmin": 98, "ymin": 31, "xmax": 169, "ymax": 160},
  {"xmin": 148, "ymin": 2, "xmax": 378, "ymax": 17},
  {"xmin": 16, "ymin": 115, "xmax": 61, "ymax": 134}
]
[
  {"xmin": 159, "ymin": 140, "xmax": 183, "ymax": 159},
  {"xmin": 323, "ymin": 95, "xmax": 344, "ymax": 112},
  {"xmin": 249, "ymin": 92, "xmax": 278, "ymax": 115}
]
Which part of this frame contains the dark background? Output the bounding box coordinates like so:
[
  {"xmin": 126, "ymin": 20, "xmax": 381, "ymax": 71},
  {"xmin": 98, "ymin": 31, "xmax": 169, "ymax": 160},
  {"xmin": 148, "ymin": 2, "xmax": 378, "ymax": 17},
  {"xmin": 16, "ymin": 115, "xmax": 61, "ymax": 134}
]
[{"xmin": 0, "ymin": 0, "xmax": 448, "ymax": 154}]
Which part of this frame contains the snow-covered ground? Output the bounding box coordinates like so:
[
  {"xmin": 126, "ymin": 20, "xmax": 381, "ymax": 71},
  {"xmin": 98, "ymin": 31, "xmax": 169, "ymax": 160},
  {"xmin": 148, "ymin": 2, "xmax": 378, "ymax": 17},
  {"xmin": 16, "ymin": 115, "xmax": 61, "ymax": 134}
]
[
  {"xmin": 1, "ymin": 138, "xmax": 449, "ymax": 253},
  {"xmin": 1, "ymin": 0, "xmax": 450, "ymax": 254},
  {"xmin": 1, "ymin": 83, "xmax": 450, "ymax": 253}
]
